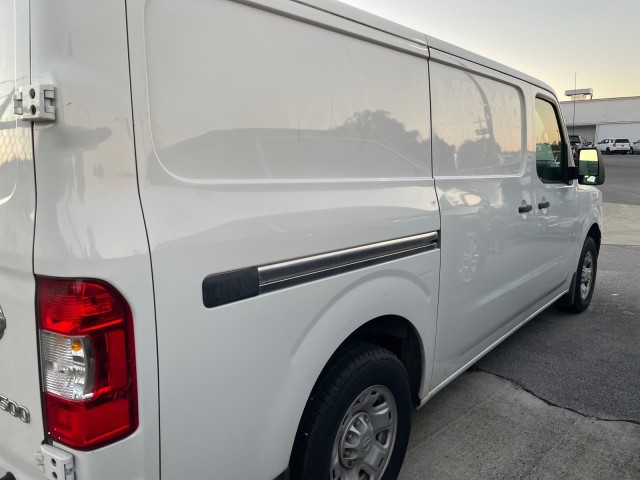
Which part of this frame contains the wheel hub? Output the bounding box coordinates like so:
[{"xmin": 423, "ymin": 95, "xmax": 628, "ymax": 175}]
[
  {"xmin": 580, "ymin": 251, "xmax": 593, "ymax": 300},
  {"xmin": 339, "ymin": 412, "xmax": 375, "ymax": 466},
  {"xmin": 331, "ymin": 385, "xmax": 398, "ymax": 479}
]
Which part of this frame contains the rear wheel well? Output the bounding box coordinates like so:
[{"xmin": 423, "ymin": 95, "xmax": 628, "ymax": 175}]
[{"xmin": 335, "ymin": 316, "xmax": 424, "ymax": 407}]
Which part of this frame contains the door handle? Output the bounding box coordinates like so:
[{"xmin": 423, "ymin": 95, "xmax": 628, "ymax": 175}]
[
  {"xmin": 538, "ymin": 201, "xmax": 550, "ymax": 209},
  {"xmin": 518, "ymin": 204, "xmax": 533, "ymax": 214}
]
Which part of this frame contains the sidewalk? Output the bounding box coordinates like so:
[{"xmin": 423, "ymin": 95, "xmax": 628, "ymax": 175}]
[{"xmin": 602, "ymin": 203, "xmax": 640, "ymax": 246}]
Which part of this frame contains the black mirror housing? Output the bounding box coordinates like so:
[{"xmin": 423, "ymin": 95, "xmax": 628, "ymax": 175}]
[{"xmin": 567, "ymin": 165, "xmax": 579, "ymax": 182}]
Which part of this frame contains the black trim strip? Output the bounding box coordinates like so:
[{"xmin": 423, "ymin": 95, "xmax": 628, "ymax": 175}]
[
  {"xmin": 202, "ymin": 232, "xmax": 438, "ymax": 308},
  {"xmin": 202, "ymin": 267, "xmax": 259, "ymax": 308}
]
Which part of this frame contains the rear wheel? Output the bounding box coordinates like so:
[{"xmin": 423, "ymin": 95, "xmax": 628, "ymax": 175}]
[{"xmin": 291, "ymin": 343, "xmax": 412, "ymax": 480}]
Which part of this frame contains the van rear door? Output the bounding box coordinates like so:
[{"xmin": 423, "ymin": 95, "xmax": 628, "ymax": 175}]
[{"xmin": 0, "ymin": 1, "xmax": 46, "ymax": 478}]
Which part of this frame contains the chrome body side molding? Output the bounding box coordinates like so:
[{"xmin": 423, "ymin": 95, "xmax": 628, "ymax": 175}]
[{"xmin": 203, "ymin": 232, "xmax": 439, "ymax": 308}]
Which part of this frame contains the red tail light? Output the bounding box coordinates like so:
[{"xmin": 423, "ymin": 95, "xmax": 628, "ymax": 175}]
[{"xmin": 37, "ymin": 277, "xmax": 138, "ymax": 450}]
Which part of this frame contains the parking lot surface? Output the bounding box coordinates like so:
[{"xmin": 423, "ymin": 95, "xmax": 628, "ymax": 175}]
[
  {"xmin": 399, "ymin": 371, "xmax": 640, "ymax": 480},
  {"xmin": 399, "ymin": 155, "xmax": 640, "ymax": 479}
]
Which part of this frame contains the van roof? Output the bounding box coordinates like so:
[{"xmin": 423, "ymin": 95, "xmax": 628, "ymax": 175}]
[{"xmin": 295, "ymin": 0, "xmax": 556, "ymax": 97}]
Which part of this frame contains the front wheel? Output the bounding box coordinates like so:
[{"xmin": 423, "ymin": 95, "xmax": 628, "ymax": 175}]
[
  {"xmin": 290, "ymin": 343, "xmax": 412, "ymax": 480},
  {"xmin": 563, "ymin": 236, "xmax": 598, "ymax": 313}
]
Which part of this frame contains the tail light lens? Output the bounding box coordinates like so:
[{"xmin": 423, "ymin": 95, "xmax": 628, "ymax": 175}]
[{"xmin": 37, "ymin": 277, "xmax": 138, "ymax": 450}]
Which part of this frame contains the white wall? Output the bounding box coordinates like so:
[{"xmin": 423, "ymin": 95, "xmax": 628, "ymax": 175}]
[
  {"xmin": 560, "ymin": 97, "xmax": 640, "ymax": 126},
  {"xmin": 567, "ymin": 125, "xmax": 596, "ymax": 143},
  {"xmin": 596, "ymin": 123, "xmax": 640, "ymax": 142},
  {"xmin": 560, "ymin": 97, "xmax": 640, "ymax": 142}
]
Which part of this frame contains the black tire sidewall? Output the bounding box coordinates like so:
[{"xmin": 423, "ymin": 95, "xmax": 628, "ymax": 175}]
[
  {"xmin": 291, "ymin": 343, "xmax": 412, "ymax": 480},
  {"xmin": 573, "ymin": 237, "xmax": 598, "ymax": 313}
]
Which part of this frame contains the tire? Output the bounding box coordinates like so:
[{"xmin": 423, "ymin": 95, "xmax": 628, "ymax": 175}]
[
  {"xmin": 290, "ymin": 343, "xmax": 412, "ymax": 480},
  {"xmin": 605, "ymin": 148, "xmax": 610, "ymax": 154},
  {"xmin": 564, "ymin": 237, "xmax": 598, "ymax": 313}
]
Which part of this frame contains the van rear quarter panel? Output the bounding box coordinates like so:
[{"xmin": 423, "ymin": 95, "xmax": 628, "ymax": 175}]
[
  {"xmin": 29, "ymin": 1, "xmax": 159, "ymax": 478},
  {"xmin": 127, "ymin": 0, "xmax": 439, "ymax": 477},
  {"xmin": 0, "ymin": 2, "xmax": 43, "ymax": 478}
]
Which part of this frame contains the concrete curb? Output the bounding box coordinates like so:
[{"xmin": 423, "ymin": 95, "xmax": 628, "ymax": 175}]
[{"xmin": 602, "ymin": 203, "xmax": 640, "ymax": 246}]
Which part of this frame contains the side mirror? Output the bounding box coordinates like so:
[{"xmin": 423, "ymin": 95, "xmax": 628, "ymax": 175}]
[{"xmin": 577, "ymin": 148, "xmax": 605, "ymax": 185}]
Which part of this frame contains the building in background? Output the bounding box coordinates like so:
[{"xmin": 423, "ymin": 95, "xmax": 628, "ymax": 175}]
[{"xmin": 560, "ymin": 96, "xmax": 640, "ymax": 144}]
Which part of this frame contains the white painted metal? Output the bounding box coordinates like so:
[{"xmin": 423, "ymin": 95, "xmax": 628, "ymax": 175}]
[
  {"xmin": 13, "ymin": 84, "xmax": 56, "ymax": 123},
  {"xmin": 28, "ymin": 1, "xmax": 160, "ymax": 479},
  {"xmin": 529, "ymin": 91, "xmax": 581, "ymax": 304},
  {"xmin": 429, "ymin": 53, "xmax": 536, "ymax": 387},
  {"xmin": 426, "ymin": 35, "xmax": 556, "ymax": 96},
  {"xmin": 36, "ymin": 445, "xmax": 75, "ymax": 480},
  {"xmin": 0, "ymin": 2, "xmax": 44, "ymax": 479},
  {"xmin": 0, "ymin": 0, "xmax": 605, "ymax": 479},
  {"xmin": 127, "ymin": 1, "xmax": 438, "ymax": 477}
]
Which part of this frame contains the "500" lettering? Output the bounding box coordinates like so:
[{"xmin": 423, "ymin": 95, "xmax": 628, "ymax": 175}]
[{"xmin": 0, "ymin": 394, "xmax": 30, "ymax": 423}]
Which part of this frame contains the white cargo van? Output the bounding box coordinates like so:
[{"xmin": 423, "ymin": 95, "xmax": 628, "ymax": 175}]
[{"xmin": 0, "ymin": 1, "xmax": 605, "ymax": 479}]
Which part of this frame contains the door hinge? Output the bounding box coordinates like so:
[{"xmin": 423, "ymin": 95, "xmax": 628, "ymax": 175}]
[
  {"xmin": 35, "ymin": 444, "xmax": 75, "ymax": 480},
  {"xmin": 13, "ymin": 84, "xmax": 56, "ymax": 123}
]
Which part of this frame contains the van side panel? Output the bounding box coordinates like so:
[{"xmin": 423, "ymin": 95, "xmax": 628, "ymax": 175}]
[
  {"xmin": 0, "ymin": 2, "xmax": 44, "ymax": 478},
  {"xmin": 429, "ymin": 54, "xmax": 537, "ymax": 387},
  {"xmin": 127, "ymin": 0, "xmax": 438, "ymax": 477},
  {"xmin": 30, "ymin": 1, "xmax": 159, "ymax": 478},
  {"xmin": 529, "ymin": 91, "xmax": 581, "ymax": 304}
]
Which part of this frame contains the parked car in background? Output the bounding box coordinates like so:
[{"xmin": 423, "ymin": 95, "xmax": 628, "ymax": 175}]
[
  {"xmin": 596, "ymin": 138, "xmax": 631, "ymax": 154},
  {"xmin": 631, "ymin": 140, "xmax": 640, "ymax": 154}
]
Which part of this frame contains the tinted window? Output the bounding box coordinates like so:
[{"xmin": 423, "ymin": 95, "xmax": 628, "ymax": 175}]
[
  {"xmin": 615, "ymin": 139, "xmax": 630, "ymax": 143},
  {"xmin": 431, "ymin": 62, "xmax": 524, "ymax": 176},
  {"xmin": 535, "ymin": 98, "xmax": 565, "ymax": 183}
]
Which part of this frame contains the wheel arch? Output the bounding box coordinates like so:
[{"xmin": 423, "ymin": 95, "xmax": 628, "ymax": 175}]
[
  {"xmin": 329, "ymin": 315, "xmax": 425, "ymax": 408},
  {"xmin": 587, "ymin": 222, "xmax": 601, "ymax": 253},
  {"xmin": 278, "ymin": 256, "xmax": 440, "ymax": 475},
  {"xmin": 289, "ymin": 315, "xmax": 424, "ymax": 478}
]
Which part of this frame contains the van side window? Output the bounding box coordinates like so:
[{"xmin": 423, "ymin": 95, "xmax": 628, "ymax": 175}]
[
  {"xmin": 144, "ymin": 4, "xmax": 432, "ymax": 182},
  {"xmin": 534, "ymin": 98, "xmax": 565, "ymax": 183},
  {"xmin": 430, "ymin": 62, "xmax": 524, "ymax": 177}
]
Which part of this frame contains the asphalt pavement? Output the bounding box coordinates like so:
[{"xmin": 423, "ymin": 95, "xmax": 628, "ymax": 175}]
[
  {"xmin": 399, "ymin": 155, "xmax": 640, "ymax": 479},
  {"xmin": 597, "ymin": 154, "xmax": 640, "ymax": 206},
  {"xmin": 477, "ymin": 244, "xmax": 640, "ymax": 423}
]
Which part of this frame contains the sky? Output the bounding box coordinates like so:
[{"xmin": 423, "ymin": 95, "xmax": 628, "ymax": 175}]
[{"xmin": 339, "ymin": 0, "xmax": 640, "ymax": 100}]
